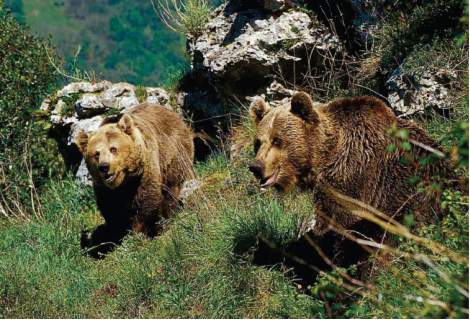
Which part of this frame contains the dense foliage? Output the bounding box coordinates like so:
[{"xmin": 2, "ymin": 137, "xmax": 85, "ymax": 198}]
[{"xmin": 0, "ymin": 7, "xmax": 63, "ymax": 216}]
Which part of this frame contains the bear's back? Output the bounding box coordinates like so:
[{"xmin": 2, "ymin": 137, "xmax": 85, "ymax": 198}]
[
  {"xmin": 127, "ymin": 103, "xmax": 192, "ymax": 139},
  {"xmin": 323, "ymin": 96, "xmax": 396, "ymax": 130},
  {"xmin": 318, "ymin": 96, "xmax": 452, "ymax": 225}
]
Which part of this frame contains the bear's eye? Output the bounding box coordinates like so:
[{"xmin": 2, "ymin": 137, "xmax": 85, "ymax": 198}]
[
  {"xmin": 110, "ymin": 147, "xmax": 117, "ymax": 154},
  {"xmin": 272, "ymin": 138, "xmax": 282, "ymax": 148},
  {"xmin": 254, "ymin": 139, "xmax": 261, "ymax": 154}
]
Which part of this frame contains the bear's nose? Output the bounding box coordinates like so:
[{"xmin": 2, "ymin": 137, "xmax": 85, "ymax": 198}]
[
  {"xmin": 249, "ymin": 161, "xmax": 263, "ymax": 179},
  {"xmin": 98, "ymin": 163, "xmax": 110, "ymax": 174}
]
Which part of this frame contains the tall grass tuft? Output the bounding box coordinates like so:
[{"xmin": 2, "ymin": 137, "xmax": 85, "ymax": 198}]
[{"xmin": 154, "ymin": 0, "xmax": 212, "ymax": 37}]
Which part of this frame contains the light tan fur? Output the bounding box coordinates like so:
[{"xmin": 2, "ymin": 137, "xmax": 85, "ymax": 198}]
[{"xmin": 76, "ymin": 103, "xmax": 194, "ymax": 256}]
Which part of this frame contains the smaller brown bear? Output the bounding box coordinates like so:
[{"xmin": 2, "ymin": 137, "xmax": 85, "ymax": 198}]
[
  {"xmin": 76, "ymin": 103, "xmax": 194, "ymax": 257},
  {"xmin": 249, "ymin": 92, "xmax": 454, "ymax": 240}
]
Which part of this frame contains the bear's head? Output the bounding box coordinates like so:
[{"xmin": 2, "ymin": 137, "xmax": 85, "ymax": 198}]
[
  {"xmin": 76, "ymin": 115, "xmax": 143, "ymax": 189},
  {"xmin": 249, "ymin": 91, "xmax": 322, "ymax": 191}
]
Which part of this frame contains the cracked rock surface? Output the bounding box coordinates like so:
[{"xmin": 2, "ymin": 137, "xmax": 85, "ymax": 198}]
[
  {"xmin": 189, "ymin": 2, "xmax": 342, "ymax": 97},
  {"xmin": 387, "ymin": 68, "xmax": 457, "ymax": 117}
]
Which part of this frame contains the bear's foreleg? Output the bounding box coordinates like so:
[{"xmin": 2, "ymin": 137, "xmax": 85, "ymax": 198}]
[{"xmin": 81, "ymin": 222, "xmax": 129, "ymax": 258}]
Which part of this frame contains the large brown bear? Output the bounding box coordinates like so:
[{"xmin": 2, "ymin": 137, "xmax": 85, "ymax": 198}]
[
  {"xmin": 249, "ymin": 92, "xmax": 454, "ymax": 241},
  {"xmin": 76, "ymin": 103, "xmax": 194, "ymax": 257}
]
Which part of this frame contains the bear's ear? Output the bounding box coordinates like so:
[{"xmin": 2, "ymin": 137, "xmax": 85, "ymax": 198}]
[
  {"xmin": 250, "ymin": 98, "xmax": 271, "ymax": 124},
  {"xmin": 76, "ymin": 130, "xmax": 89, "ymax": 154},
  {"xmin": 117, "ymin": 114, "xmax": 134, "ymax": 135},
  {"xmin": 290, "ymin": 91, "xmax": 318, "ymax": 124}
]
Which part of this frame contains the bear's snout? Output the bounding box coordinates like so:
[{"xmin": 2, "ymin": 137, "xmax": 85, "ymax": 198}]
[
  {"xmin": 98, "ymin": 162, "xmax": 110, "ymax": 174},
  {"xmin": 249, "ymin": 161, "xmax": 264, "ymax": 179}
]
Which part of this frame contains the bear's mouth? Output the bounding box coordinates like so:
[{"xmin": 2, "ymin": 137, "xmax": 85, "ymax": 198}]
[
  {"xmin": 261, "ymin": 167, "xmax": 280, "ymax": 188},
  {"xmin": 103, "ymin": 173, "xmax": 117, "ymax": 184}
]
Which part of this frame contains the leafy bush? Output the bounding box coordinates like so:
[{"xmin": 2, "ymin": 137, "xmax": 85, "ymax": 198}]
[
  {"xmin": 0, "ymin": 8, "xmax": 62, "ymax": 217},
  {"xmin": 352, "ymin": 188, "xmax": 468, "ymax": 318}
]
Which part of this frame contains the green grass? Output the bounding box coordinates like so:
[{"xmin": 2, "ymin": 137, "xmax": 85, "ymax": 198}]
[
  {"xmin": 0, "ymin": 163, "xmax": 324, "ymax": 318},
  {"xmin": 1, "ymin": 99, "xmax": 468, "ymax": 318},
  {"xmin": 0, "ymin": 142, "xmax": 467, "ymax": 318}
]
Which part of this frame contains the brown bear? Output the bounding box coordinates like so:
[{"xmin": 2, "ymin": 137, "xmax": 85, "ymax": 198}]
[
  {"xmin": 248, "ymin": 92, "xmax": 454, "ymax": 264},
  {"xmin": 76, "ymin": 103, "xmax": 194, "ymax": 257}
]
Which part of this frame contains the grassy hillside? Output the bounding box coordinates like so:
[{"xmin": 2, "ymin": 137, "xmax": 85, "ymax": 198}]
[
  {"xmin": 0, "ymin": 141, "xmax": 468, "ymax": 318},
  {"xmin": 0, "ymin": 100, "xmax": 468, "ymax": 317}
]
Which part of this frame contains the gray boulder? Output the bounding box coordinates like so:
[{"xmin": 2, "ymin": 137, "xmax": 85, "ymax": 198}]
[
  {"xmin": 75, "ymin": 94, "xmax": 106, "ymax": 118},
  {"xmin": 387, "ymin": 68, "xmax": 457, "ymax": 117},
  {"xmin": 188, "ymin": 4, "xmax": 342, "ymax": 97},
  {"xmin": 99, "ymin": 82, "xmax": 139, "ymax": 112}
]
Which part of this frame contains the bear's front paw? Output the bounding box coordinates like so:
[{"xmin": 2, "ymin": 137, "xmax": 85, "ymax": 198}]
[{"xmin": 80, "ymin": 229, "xmax": 92, "ymax": 249}]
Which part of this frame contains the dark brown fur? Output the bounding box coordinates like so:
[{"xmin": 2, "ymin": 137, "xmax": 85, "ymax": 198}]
[
  {"xmin": 250, "ymin": 92, "xmax": 454, "ymax": 238},
  {"xmin": 76, "ymin": 103, "xmax": 194, "ymax": 257}
]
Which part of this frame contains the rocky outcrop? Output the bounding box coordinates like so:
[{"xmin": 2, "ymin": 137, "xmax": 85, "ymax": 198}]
[
  {"xmin": 386, "ymin": 68, "xmax": 457, "ymax": 117},
  {"xmin": 188, "ymin": 2, "xmax": 342, "ymax": 98}
]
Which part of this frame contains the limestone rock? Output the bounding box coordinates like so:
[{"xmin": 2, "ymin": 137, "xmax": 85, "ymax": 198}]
[
  {"xmin": 189, "ymin": 5, "xmax": 342, "ymax": 97},
  {"xmin": 57, "ymin": 81, "xmax": 112, "ymax": 97},
  {"xmin": 386, "ymin": 68, "xmax": 457, "ymax": 117},
  {"xmin": 75, "ymin": 94, "xmax": 106, "ymax": 118},
  {"xmin": 145, "ymin": 87, "xmax": 171, "ymax": 108},
  {"xmin": 75, "ymin": 160, "xmax": 93, "ymax": 186},
  {"xmin": 99, "ymin": 82, "xmax": 139, "ymax": 112},
  {"xmin": 67, "ymin": 115, "xmax": 104, "ymax": 147}
]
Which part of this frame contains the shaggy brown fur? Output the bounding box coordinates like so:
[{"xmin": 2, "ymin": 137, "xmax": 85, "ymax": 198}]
[
  {"xmin": 76, "ymin": 103, "xmax": 194, "ymax": 257},
  {"xmin": 249, "ymin": 92, "xmax": 454, "ymax": 239}
]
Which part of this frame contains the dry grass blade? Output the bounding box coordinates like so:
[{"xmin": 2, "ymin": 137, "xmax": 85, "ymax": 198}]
[
  {"xmin": 321, "ymin": 183, "xmax": 468, "ymax": 265},
  {"xmin": 0, "ymin": 127, "xmax": 43, "ymax": 221}
]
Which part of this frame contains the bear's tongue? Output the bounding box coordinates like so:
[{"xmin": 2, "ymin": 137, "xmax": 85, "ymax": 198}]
[
  {"xmin": 104, "ymin": 173, "xmax": 115, "ymax": 183},
  {"xmin": 261, "ymin": 168, "xmax": 279, "ymax": 188}
]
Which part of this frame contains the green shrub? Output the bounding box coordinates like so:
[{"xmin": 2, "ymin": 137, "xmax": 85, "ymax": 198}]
[
  {"xmin": 347, "ymin": 188, "xmax": 469, "ymax": 319},
  {"xmin": 0, "ymin": 9, "xmax": 62, "ymax": 216}
]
